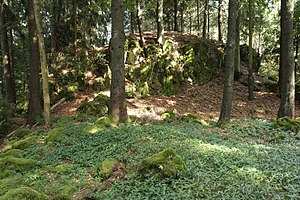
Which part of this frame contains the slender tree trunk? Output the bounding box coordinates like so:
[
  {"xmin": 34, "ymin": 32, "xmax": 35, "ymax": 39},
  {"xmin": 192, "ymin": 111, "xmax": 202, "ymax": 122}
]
[
  {"xmin": 218, "ymin": 0, "xmax": 238, "ymax": 123},
  {"xmin": 218, "ymin": 0, "xmax": 223, "ymax": 42},
  {"xmin": 136, "ymin": 0, "xmax": 145, "ymax": 48},
  {"xmin": 130, "ymin": 11, "xmax": 136, "ymax": 35},
  {"xmin": 109, "ymin": 0, "xmax": 128, "ymax": 122},
  {"xmin": 0, "ymin": 2, "xmax": 16, "ymax": 104},
  {"xmin": 33, "ymin": 0, "xmax": 51, "ymax": 126},
  {"xmin": 234, "ymin": 5, "xmax": 241, "ymax": 81},
  {"xmin": 50, "ymin": 0, "xmax": 58, "ymax": 63},
  {"xmin": 174, "ymin": 0, "xmax": 178, "ymax": 31},
  {"xmin": 278, "ymin": 0, "xmax": 295, "ymax": 118},
  {"xmin": 248, "ymin": 0, "xmax": 254, "ymax": 101},
  {"xmin": 27, "ymin": 0, "xmax": 42, "ymax": 125},
  {"xmin": 202, "ymin": 0, "xmax": 209, "ymax": 38},
  {"xmin": 157, "ymin": 0, "xmax": 164, "ymax": 45},
  {"xmin": 196, "ymin": 0, "xmax": 200, "ymax": 34},
  {"xmin": 180, "ymin": 2, "xmax": 184, "ymax": 32},
  {"xmin": 189, "ymin": 13, "xmax": 192, "ymax": 34},
  {"xmin": 73, "ymin": 0, "xmax": 77, "ymax": 54},
  {"xmin": 295, "ymin": 36, "xmax": 299, "ymax": 69}
]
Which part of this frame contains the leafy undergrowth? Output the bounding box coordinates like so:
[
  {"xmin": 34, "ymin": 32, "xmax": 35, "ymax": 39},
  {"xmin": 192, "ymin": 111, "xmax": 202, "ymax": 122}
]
[{"xmin": 0, "ymin": 117, "xmax": 299, "ymax": 199}]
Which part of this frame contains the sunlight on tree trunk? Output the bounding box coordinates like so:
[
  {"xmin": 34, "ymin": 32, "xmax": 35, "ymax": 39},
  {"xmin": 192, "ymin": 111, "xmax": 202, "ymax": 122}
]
[{"xmin": 33, "ymin": 0, "xmax": 51, "ymax": 126}]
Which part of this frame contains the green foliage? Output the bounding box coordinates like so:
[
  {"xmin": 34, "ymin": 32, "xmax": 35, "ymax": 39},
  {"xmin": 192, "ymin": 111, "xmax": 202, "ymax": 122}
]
[
  {"xmin": 0, "ymin": 149, "xmax": 23, "ymax": 158},
  {"xmin": 11, "ymin": 136, "xmax": 39, "ymax": 150},
  {"xmin": 96, "ymin": 158, "xmax": 119, "ymax": 179},
  {"xmin": 271, "ymin": 117, "xmax": 300, "ymax": 134},
  {"xmin": 0, "ymin": 177, "xmax": 23, "ymax": 196},
  {"xmin": 82, "ymin": 116, "xmax": 117, "ymax": 134},
  {"xmin": 0, "ymin": 156, "xmax": 38, "ymax": 172},
  {"xmin": 0, "ymin": 99, "xmax": 15, "ymax": 135},
  {"xmin": 179, "ymin": 113, "xmax": 208, "ymax": 125},
  {"xmin": 77, "ymin": 94, "xmax": 109, "ymax": 117},
  {"xmin": 0, "ymin": 187, "xmax": 48, "ymax": 200},
  {"xmin": 139, "ymin": 149, "xmax": 186, "ymax": 179},
  {"xmin": 10, "ymin": 128, "xmax": 31, "ymax": 140},
  {"xmin": 160, "ymin": 109, "xmax": 177, "ymax": 121}
]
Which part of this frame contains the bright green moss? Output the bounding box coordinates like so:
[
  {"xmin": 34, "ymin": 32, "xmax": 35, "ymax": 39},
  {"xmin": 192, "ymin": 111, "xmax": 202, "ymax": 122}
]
[
  {"xmin": 82, "ymin": 124, "xmax": 105, "ymax": 134},
  {"xmin": 0, "ymin": 149, "xmax": 23, "ymax": 158},
  {"xmin": 179, "ymin": 113, "xmax": 208, "ymax": 125},
  {"xmin": 97, "ymin": 158, "xmax": 119, "ymax": 179},
  {"xmin": 0, "ymin": 177, "xmax": 23, "ymax": 195},
  {"xmin": 0, "ymin": 156, "xmax": 38, "ymax": 172},
  {"xmin": 10, "ymin": 128, "xmax": 31, "ymax": 140},
  {"xmin": 45, "ymin": 127, "xmax": 65, "ymax": 143},
  {"xmin": 0, "ymin": 187, "xmax": 49, "ymax": 200},
  {"xmin": 11, "ymin": 136, "xmax": 39, "ymax": 150},
  {"xmin": 139, "ymin": 149, "xmax": 185, "ymax": 178},
  {"xmin": 54, "ymin": 185, "xmax": 77, "ymax": 199},
  {"xmin": 95, "ymin": 116, "xmax": 117, "ymax": 128}
]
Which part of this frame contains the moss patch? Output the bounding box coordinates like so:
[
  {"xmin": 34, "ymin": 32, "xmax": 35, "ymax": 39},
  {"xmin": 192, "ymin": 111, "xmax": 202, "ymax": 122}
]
[
  {"xmin": 0, "ymin": 149, "xmax": 23, "ymax": 158},
  {"xmin": 52, "ymin": 185, "xmax": 77, "ymax": 200},
  {"xmin": 10, "ymin": 128, "xmax": 31, "ymax": 140},
  {"xmin": 139, "ymin": 149, "xmax": 185, "ymax": 178},
  {"xmin": 0, "ymin": 177, "xmax": 23, "ymax": 196},
  {"xmin": 45, "ymin": 127, "xmax": 65, "ymax": 143},
  {"xmin": 11, "ymin": 136, "xmax": 39, "ymax": 150},
  {"xmin": 0, "ymin": 187, "xmax": 49, "ymax": 200},
  {"xmin": 0, "ymin": 156, "xmax": 38, "ymax": 172},
  {"xmin": 97, "ymin": 158, "xmax": 119, "ymax": 179},
  {"xmin": 179, "ymin": 113, "xmax": 208, "ymax": 125}
]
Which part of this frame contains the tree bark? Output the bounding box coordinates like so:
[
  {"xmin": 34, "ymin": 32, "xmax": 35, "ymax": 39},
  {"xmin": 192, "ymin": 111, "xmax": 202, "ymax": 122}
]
[
  {"xmin": 50, "ymin": 0, "xmax": 59, "ymax": 63},
  {"xmin": 218, "ymin": 0, "xmax": 223, "ymax": 42},
  {"xmin": 73, "ymin": 0, "xmax": 77, "ymax": 54},
  {"xmin": 174, "ymin": 0, "xmax": 178, "ymax": 31},
  {"xmin": 27, "ymin": 0, "xmax": 42, "ymax": 125},
  {"xmin": 278, "ymin": 0, "xmax": 295, "ymax": 118},
  {"xmin": 109, "ymin": 0, "xmax": 128, "ymax": 122},
  {"xmin": 0, "ymin": 2, "xmax": 16, "ymax": 104},
  {"xmin": 234, "ymin": 5, "xmax": 241, "ymax": 81},
  {"xmin": 33, "ymin": 0, "xmax": 51, "ymax": 126},
  {"xmin": 157, "ymin": 0, "xmax": 164, "ymax": 45},
  {"xmin": 248, "ymin": 0, "xmax": 254, "ymax": 101},
  {"xmin": 136, "ymin": 0, "xmax": 145, "ymax": 48},
  {"xmin": 196, "ymin": 0, "xmax": 200, "ymax": 34},
  {"xmin": 218, "ymin": 0, "xmax": 238, "ymax": 123},
  {"xmin": 202, "ymin": 0, "xmax": 209, "ymax": 38}
]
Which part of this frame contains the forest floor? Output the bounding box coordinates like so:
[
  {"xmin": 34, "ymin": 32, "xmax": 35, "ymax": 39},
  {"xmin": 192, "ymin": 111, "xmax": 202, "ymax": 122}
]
[
  {"xmin": 53, "ymin": 70, "xmax": 300, "ymax": 122},
  {"xmin": 53, "ymin": 32, "xmax": 300, "ymax": 121}
]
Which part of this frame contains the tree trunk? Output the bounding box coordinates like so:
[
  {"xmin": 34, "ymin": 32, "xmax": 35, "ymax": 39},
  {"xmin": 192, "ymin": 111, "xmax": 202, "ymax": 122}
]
[
  {"xmin": 27, "ymin": 0, "xmax": 42, "ymax": 125},
  {"xmin": 180, "ymin": 2, "xmax": 184, "ymax": 32},
  {"xmin": 130, "ymin": 11, "xmax": 136, "ymax": 35},
  {"xmin": 196, "ymin": 0, "xmax": 200, "ymax": 34},
  {"xmin": 189, "ymin": 13, "xmax": 192, "ymax": 34},
  {"xmin": 136, "ymin": 0, "xmax": 145, "ymax": 48},
  {"xmin": 157, "ymin": 0, "xmax": 164, "ymax": 45},
  {"xmin": 248, "ymin": 0, "xmax": 254, "ymax": 101},
  {"xmin": 73, "ymin": 0, "xmax": 77, "ymax": 54},
  {"xmin": 0, "ymin": 2, "xmax": 16, "ymax": 104},
  {"xmin": 50, "ymin": 0, "xmax": 58, "ymax": 63},
  {"xmin": 218, "ymin": 0, "xmax": 238, "ymax": 123},
  {"xmin": 218, "ymin": 0, "xmax": 223, "ymax": 42},
  {"xmin": 174, "ymin": 0, "xmax": 178, "ymax": 31},
  {"xmin": 33, "ymin": 0, "xmax": 51, "ymax": 126},
  {"xmin": 234, "ymin": 5, "xmax": 241, "ymax": 81},
  {"xmin": 278, "ymin": 0, "xmax": 295, "ymax": 118},
  {"xmin": 109, "ymin": 0, "xmax": 128, "ymax": 122},
  {"xmin": 202, "ymin": 0, "xmax": 209, "ymax": 38}
]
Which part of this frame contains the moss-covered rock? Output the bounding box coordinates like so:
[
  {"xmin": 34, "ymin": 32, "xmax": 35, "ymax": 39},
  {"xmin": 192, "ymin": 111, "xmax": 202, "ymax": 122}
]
[
  {"xmin": 161, "ymin": 109, "xmax": 177, "ymax": 121},
  {"xmin": 97, "ymin": 158, "xmax": 119, "ymax": 179},
  {"xmin": 55, "ymin": 116, "xmax": 75, "ymax": 127},
  {"xmin": 0, "ymin": 177, "xmax": 23, "ymax": 195},
  {"xmin": 45, "ymin": 127, "xmax": 65, "ymax": 143},
  {"xmin": 139, "ymin": 149, "xmax": 185, "ymax": 178},
  {"xmin": 95, "ymin": 116, "xmax": 117, "ymax": 128},
  {"xmin": 179, "ymin": 113, "xmax": 208, "ymax": 125},
  {"xmin": 77, "ymin": 94, "xmax": 110, "ymax": 117},
  {"xmin": 0, "ymin": 149, "xmax": 23, "ymax": 158},
  {"xmin": 53, "ymin": 185, "xmax": 77, "ymax": 200},
  {"xmin": 0, "ymin": 187, "xmax": 49, "ymax": 200},
  {"xmin": 0, "ymin": 156, "xmax": 38, "ymax": 172},
  {"xmin": 10, "ymin": 128, "xmax": 31, "ymax": 140},
  {"xmin": 82, "ymin": 124, "xmax": 105, "ymax": 134},
  {"xmin": 11, "ymin": 136, "xmax": 39, "ymax": 150}
]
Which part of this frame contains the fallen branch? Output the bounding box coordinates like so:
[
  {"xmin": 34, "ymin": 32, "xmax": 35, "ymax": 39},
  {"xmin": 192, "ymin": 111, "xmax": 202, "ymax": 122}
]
[{"xmin": 51, "ymin": 98, "xmax": 66, "ymax": 111}]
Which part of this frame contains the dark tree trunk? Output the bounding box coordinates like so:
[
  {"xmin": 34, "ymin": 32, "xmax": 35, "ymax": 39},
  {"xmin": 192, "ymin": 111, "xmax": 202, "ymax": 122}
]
[
  {"xmin": 174, "ymin": 0, "xmax": 178, "ymax": 31},
  {"xmin": 130, "ymin": 11, "xmax": 136, "ymax": 35},
  {"xmin": 218, "ymin": 0, "xmax": 223, "ymax": 41},
  {"xmin": 248, "ymin": 0, "xmax": 254, "ymax": 101},
  {"xmin": 218, "ymin": 0, "xmax": 238, "ymax": 123},
  {"xmin": 27, "ymin": 0, "xmax": 42, "ymax": 125},
  {"xmin": 109, "ymin": 0, "xmax": 128, "ymax": 122},
  {"xmin": 202, "ymin": 0, "xmax": 209, "ymax": 38},
  {"xmin": 156, "ymin": 0, "xmax": 164, "ymax": 45},
  {"xmin": 0, "ymin": 3, "xmax": 16, "ymax": 104},
  {"xmin": 136, "ymin": 0, "xmax": 145, "ymax": 48},
  {"xmin": 234, "ymin": 5, "xmax": 241, "ymax": 81},
  {"xmin": 73, "ymin": 0, "xmax": 77, "ymax": 54},
  {"xmin": 50, "ymin": 0, "xmax": 58, "ymax": 63},
  {"xmin": 180, "ymin": 2, "xmax": 184, "ymax": 32},
  {"xmin": 197, "ymin": 0, "xmax": 200, "ymax": 34},
  {"xmin": 278, "ymin": 0, "xmax": 295, "ymax": 118}
]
